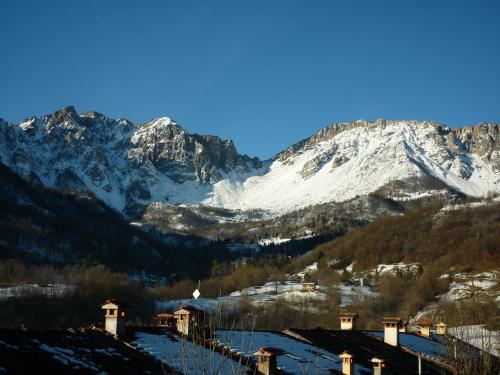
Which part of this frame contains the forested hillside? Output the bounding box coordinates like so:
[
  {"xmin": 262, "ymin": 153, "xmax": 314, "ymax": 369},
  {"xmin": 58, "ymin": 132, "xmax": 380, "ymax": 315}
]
[
  {"xmin": 296, "ymin": 201, "xmax": 500, "ymax": 273},
  {"xmin": 0, "ymin": 162, "xmax": 230, "ymax": 279}
]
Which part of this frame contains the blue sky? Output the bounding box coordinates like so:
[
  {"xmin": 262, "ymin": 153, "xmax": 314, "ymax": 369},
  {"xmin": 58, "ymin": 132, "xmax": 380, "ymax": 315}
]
[{"xmin": 1, "ymin": 1, "xmax": 499, "ymax": 159}]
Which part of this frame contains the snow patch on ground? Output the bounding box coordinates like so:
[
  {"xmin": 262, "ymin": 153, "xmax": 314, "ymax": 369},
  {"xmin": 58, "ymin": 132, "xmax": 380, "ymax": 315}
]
[
  {"xmin": 371, "ymin": 262, "xmax": 422, "ymax": 277},
  {"xmin": 439, "ymin": 271, "xmax": 498, "ymax": 302},
  {"xmin": 389, "ymin": 189, "xmax": 448, "ymax": 201},
  {"xmin": 449, "ymin": 325, "xmax": 500, "ymax": 357}
]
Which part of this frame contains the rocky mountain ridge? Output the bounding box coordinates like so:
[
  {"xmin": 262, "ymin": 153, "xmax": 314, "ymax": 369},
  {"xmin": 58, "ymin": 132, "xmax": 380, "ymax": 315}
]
[{"xmin": 1, "ymin": 106, "xmax": 499, "ymax": 219}]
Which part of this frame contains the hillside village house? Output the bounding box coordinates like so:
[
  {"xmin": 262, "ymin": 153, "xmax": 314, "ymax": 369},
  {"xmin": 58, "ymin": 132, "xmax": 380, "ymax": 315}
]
[
  {"xmin": 301, "ymin": 281, "xmax": 316, "ymax": 292},
  {"xmin": 153, "ymin": 312, "xmax": 176, "ymax": 327}
]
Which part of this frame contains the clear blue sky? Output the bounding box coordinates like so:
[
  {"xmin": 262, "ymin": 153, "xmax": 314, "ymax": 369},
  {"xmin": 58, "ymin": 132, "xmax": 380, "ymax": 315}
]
[{"xmin": 1, "ymin": 1, "xmax": 499, "ymax": 159}]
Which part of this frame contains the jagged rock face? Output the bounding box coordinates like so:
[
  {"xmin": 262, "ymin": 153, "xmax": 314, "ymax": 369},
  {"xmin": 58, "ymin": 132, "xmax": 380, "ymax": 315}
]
[
  {"xmin": 1, "ymin": 107, "xmax": 499, "ymax": 218},
  {"xmin": 0, "ymin": 107, "xmax": 262, "ymax": 216},
  {"xmin": 129, "ymin": 118, "xmax": 260, "ymax": 183}
]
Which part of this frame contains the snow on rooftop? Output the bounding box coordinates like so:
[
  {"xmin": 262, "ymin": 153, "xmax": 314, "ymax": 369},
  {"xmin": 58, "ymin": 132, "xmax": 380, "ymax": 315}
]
[
  {"xmin": 367, "ymin": 332, "xmax": 447, "ymax": 361},
  {"xmin": 216, "ymin": 330, "xmax": 359, "ymax": 374},
  {"xmin": 132, "ymin": 331, "xmax": 248, "ymax": 374}
]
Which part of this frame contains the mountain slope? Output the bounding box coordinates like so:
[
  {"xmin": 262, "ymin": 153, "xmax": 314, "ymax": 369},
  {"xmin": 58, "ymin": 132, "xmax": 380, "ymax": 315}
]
[
  {"xmin": 0, "ymin": 161, "xmax": 228, "ymax": 278},
  {"xmin": 1, "ymin": 107, "xmax": 499, "ymax": 219},
  {"xmin": 298, "ymin": 200, "xmax": 500, "ymax": 272}
]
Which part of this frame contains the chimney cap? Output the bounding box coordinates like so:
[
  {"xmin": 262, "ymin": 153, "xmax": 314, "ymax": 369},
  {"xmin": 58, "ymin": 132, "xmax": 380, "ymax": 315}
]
[
  {"xmin": 371, "ymin": 357, "xmax": 386, "ymax": 364},
  {"xmin": 382, "ymin": 316, "xmax": 402, "ymax": 324},
  {"xmin": 253, "ymin": 347, "xmax": 284, "ymax": 357},
  {"xmin": 418, "ymin": 319, "xmax": 433, "ymax": 328},
  {"xmin": 339, "ymin": 351, "xmax": 353, "ymax": 359},
  {"xmin": 100, "ymin": 299, "xmax": 132, "ymax": 308},
  {"xmin": 174, "ymin": 305, "xmax": 204, "ymax": 314},
  {"xmin": 339, "ymin": 312, "xmax": 359, "ymax": 319}
]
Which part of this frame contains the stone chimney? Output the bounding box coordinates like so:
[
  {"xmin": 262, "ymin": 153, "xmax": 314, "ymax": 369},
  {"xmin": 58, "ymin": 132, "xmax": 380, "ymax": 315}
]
[
  {"xmin": 371, "ymin": 357, "xmax": 387, "ymax": 375},
  {"xmin": 253, "ymin": 347, "xmax": 282, "ymax": 375},
  {"xmin": 100, "ymin": 299, "xmax": 130, "ymax": 337},
  {"xmin": 173, "ymin": 305, "xmax": 205, "ymax": 338},
  {"xmin": 419, "ymin": 320, "xmax": 433, "ymax": 338},
  {"xmin": 339, "ymin": 351, "xmax": 355, "ymax": 375},
  {"xmin": 436, "ymin": 322, "xmax": 447, "ymax": 335},
  {"xmin": 339, "ymin": 312, "xmax": 359, "ymax": 330},
  {"xmin": 382, "ymin": 317, "xmax": 402, "ymax": 346}
]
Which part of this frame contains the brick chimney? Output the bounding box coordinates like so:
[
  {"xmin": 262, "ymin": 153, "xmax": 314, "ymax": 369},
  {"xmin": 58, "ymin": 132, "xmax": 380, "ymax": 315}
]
[
  {"xmin": 339, "ymin": 351, "xmax": 355, "ymax": 375},
  {"xmin": 253, "ymin": 347, "xmax": 282, "ymax": 375},
  {"xmin": 382, "ymin": 317, "xmax": 402, "ymax": 346},
  {"xmin": 371, "ymin": 357, "xmax": 387, "ymax": 375},
  {"xmin": 339, "ymin": 312, "xmax": 359, "ymax": 330}
]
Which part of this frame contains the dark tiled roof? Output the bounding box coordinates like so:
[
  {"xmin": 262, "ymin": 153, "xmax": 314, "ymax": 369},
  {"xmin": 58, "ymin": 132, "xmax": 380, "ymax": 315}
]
[
  {"xmin": 285, "ymin": 328, "xmax": 452, "ymax": 375},
  {"xmin": 0, "ymin": 327, "xmax": 179, "ymax": 374}
]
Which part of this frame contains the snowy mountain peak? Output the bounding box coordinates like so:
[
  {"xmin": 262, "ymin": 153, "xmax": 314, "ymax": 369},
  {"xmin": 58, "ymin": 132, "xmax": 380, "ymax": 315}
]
[{"xmin": 1, "ymin": 107, "xmax": 499, "ymax": 218}]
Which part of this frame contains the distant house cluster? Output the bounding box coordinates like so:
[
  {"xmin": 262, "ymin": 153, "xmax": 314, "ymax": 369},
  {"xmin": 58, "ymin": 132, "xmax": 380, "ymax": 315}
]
[{"xmin": 0, "ymin": 299, "xmax": 497, "ymax": 374}]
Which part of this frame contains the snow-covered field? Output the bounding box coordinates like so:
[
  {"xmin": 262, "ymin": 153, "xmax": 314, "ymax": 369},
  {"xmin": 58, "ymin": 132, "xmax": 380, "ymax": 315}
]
[
  {"xmin": 449, "ymin": 325, "xmax": 500, "ymax": 357},
  {"xmin": 414, "ymin": 270, "xmax": 499, "ymax": 329},
  {"xmin": 389, "ymin": 189, "xmax": 448, "ymax": 201},
  {"xmin": 156, "ymin": 277, "xmax": 377, "ymax": 312},
  {"xmin": 439, "ymin": 271, "xmax": 499, "ymax": 302},
  {"xmin": 336, "ymin": 284, "xmax": 377, "ymax": 307},
  {"xmin": 156, "ymin": 281, "xmax": 330, "ymax": 312},
  {"xmin": 370, "ymin": 262, "xmax": 422, "ymax": 277}
]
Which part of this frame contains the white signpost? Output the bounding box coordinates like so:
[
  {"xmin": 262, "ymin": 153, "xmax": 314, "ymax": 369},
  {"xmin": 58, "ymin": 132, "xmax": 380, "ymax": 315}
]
[{"xmin": 193, "ymin": 280, "xmax": 201, "ymax": 299}]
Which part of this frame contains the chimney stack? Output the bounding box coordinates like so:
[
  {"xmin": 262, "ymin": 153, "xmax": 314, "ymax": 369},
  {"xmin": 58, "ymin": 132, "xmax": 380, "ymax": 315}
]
[
  {"xmin": 100, "ymin": 299, "xmax": 130, "ymax": 337},
  {"xmin": 339, "ymin": 312, "xmax": 359, "ymax": 330},
  {"xmin": 399, "ymin": 320, "xmax": 409, "ymax": 333},
  {"xmin": 339, "ymin": 351, "xmax": 355, "ymax": 375},
  {"xmin": 382, "ymin": 317, "xmax": 402, "ymax": 346},
  {"xmin": 253, "ymin": 347, "xmax": 282, "ymax": 375},
  {"xmin": 436, "ymin": 322, "xmax": 447, "ymax": 335},
  {"xmin": 371, "ymin": 357, "xmax": 386, "ymax": 375},
  {"xmin": 418, "ymin": 320, "xmax": 433, "ymax": 338}
]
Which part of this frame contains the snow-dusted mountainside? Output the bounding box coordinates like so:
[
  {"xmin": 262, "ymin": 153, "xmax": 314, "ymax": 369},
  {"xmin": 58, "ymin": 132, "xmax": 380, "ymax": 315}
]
[{"xmin": 1, "ymin": 107, "xmax": 499, "ymax": 218}]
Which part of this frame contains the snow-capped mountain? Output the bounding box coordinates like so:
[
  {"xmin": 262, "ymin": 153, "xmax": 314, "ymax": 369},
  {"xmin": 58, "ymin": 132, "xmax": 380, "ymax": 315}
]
[{"xmin": 1, "ymin": 107, "xmax": 499, "ymax": 218}]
